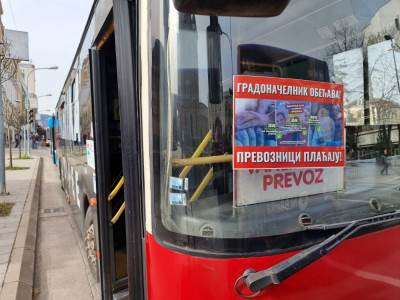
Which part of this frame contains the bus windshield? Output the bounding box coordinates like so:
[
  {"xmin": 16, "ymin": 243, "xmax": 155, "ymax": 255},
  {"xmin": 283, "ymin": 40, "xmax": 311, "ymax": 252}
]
[{"xmin": 150, "ymin": 0, "xmax": 400, "ymax": 254}]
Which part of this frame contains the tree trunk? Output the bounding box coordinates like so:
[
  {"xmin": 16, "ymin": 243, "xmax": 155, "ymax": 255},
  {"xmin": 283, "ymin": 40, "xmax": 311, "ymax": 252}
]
[
  {"xmin": 398, "ymin": 125, "xmax": 400, "ymax": 154},
  {"xmin": 381, "ymin": 125, "xmax": 388, "ymax": 150},
  {"xmin": 355, "ymin": 126, "xmax": 360, "ymax": 159},
  {"xmin": 387, "ymin": 125, "xmax": 392, "ymax": 153},
  {"xmin": 8, "ymin": 127, "xmax": 12, "ymax": 168},
  {"xmin": 18, "ymin": 130, "xmax": 21, "ymax": 159}
]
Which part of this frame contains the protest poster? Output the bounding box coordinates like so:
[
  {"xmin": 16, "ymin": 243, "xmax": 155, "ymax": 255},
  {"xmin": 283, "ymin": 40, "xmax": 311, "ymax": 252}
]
[{"xmin": 233, "ymin": 75, "xmax": 345, "ymax": 169}]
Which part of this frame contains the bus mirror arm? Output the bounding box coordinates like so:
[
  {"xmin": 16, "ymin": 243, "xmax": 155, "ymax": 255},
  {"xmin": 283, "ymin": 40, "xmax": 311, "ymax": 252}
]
[{"xmin": 237, "ymin": 210, "xmax": 400, "ymax": 295}]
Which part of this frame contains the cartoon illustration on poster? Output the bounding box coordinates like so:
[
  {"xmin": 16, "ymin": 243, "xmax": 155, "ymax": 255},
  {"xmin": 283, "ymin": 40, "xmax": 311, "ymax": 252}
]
[
  {"xmin": 233, "ymin": 75, "xmax": 345, "ymax": 169},
  {"xmin": 233, "ymin": 75, "xmax": 345, "ymax": 206}
]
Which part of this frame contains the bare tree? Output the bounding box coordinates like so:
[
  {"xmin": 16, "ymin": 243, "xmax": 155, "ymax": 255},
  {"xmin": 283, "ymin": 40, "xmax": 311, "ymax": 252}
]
[
  {"xmin": 4, "ymin": 97, "xmax": 16, "ymax": 168},
  {"xmin": 328, "ymin": 21, "xmax": 365, "ymax": 157},
  {"xmin": 366, "ymin": 29, "xmax": 400, "ymax": 153},
  {"xmin": 327, "ymin": 20, "xmax": 365, "ymax": 56},
  {"xmin": 329, "ymin": 21, "xmax": 400, "ymax": 155},
  {"xmin": 3, "ymin": 93, "xmax": 25, "ymax": 167},
  {"xmin": 0, "ymin": 40, "xmax": 18, "ymax": 84},
  {"xmin": 0, "ymin": 40, "xmax": 19, "ymax": 175}
]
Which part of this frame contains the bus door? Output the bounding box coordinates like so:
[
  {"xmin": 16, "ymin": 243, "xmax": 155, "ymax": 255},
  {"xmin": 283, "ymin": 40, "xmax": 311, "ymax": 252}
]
[
  {"xmin": 89, "ymin": 26, "xmax": 128, "ymax": 298},
  {"xmin": 113, "ymin": 0, "xmax": 146, "ymax": 299}
]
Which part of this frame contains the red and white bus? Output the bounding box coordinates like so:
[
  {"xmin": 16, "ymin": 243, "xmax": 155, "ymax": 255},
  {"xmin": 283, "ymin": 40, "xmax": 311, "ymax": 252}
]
[{"xmin": 55, "ymin": 0, "xmax": 400, "ymax": 299}]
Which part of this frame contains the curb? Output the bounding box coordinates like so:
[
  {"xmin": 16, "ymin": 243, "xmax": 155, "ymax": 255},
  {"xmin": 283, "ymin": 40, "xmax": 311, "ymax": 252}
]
[{"xmin": 0, "ymin": 158, "xmax": 42, "ymax": 300}]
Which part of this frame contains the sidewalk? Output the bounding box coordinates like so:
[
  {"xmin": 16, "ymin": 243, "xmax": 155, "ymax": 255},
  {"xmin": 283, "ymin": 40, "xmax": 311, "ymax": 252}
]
[
  {"xmin": 0, "ymin": 153, "xmax": 40, "ymax": 297},
  {"xmin": 33, "ymin": 149, "xmax": 99, "ymax": 299}
]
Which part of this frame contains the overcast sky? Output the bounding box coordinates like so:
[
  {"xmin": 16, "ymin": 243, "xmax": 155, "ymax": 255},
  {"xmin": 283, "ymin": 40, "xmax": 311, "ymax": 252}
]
[{"xmin": 2, "ymin": 0, "xmax": 94, "ymax": 114}]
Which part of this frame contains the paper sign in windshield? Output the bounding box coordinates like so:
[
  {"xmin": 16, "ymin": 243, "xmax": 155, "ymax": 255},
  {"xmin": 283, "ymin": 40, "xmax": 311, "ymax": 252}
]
[
  {"xmin": 233, "ymin": 75, "xmax": 345, "ymax": 169},
  {"xmin": 234, "ymin": 167, "xmax": 344, "ymax": 206}
]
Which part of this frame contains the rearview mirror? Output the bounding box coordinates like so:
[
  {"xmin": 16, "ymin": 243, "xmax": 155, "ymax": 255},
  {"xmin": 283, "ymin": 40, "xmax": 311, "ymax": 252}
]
[{"xmin": 172, "ymin": 0, "xmax": 290, "ymax": 17}]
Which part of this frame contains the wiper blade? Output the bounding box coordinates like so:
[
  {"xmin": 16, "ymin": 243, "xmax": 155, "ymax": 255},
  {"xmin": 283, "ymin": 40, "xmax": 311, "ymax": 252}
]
[
  {"xmin": 305, "ymin": 210, "xmax": 400, "ymax": 230},
  {"xmin": 239, "ymin": 210, "xmax": 400, "ymax": 293}
]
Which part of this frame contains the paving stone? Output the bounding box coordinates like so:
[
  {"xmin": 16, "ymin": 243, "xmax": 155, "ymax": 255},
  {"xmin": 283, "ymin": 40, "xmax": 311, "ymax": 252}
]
[
  {"xmin": 33, "ymin": 150, "xmax": 99, "ymax": 300},
  {"xmin": 0, "ymin": 153, "xmax": 39, "ymax": 297},
  {"xmin": 0, "ymin": 244, "xmax": 12, "ymax": 256},
  {"xmin": 0, "ymin": 254, "xmax": 9, "ymax": 264}
]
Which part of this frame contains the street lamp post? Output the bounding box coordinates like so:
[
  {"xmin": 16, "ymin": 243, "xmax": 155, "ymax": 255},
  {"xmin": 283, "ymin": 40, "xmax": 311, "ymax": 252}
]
[
  {"xmin": 384, "ymin": 35, "xmax": 400, "ymax": 94},
  {"xmin": 0, "ymin": 41, "xmax": 8, "ymax": 195},
  {"xmin": 0, "ymin": 54, "xmax": 6, "ymax": 194},
  {"xmin": 24, "ymin": 66, "xmax": 58, "ymax": 156},
  {"xmin": 384, "ymin": 34, "xmax": 400, "ymax": 155},
  {"xmin": 20, "ymin": 80, "xmax": 29, "ymax": 157}
]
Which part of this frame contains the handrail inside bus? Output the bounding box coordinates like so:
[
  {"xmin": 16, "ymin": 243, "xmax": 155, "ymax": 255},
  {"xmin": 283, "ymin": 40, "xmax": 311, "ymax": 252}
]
[
  {"xmin": 172, "ymin": 130, "xmax": 233, "ymax": 203},
  {"xmin": 179, "ymin": 130, "xmax": 212, "ymax": 178},
  {"xmin": 173, "ymin": 154, "xmax": 232, "ymax": 167},
  {"xmin": 111, "ymin": 202, "xmax": 126, "ymax": 225},
  {"xmin": 190, "ymin": 168, "xmax": 214, "ymax": 203},
  {"xmin": 109, "ymin": 177, "xmax": 126, "ymax": 225},
  {"xmin": 108, "ymin": 176, "xmax": 125, "ymax": 201}
]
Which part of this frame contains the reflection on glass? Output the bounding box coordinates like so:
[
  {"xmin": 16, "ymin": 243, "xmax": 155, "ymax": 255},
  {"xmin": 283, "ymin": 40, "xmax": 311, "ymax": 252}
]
[
  {"xmin": 151, "ymin": 0, "xmax": 400, "ymax": 253},
  {"xmin": 368, "ymin": 40, "xmax": 400, "ymax": 125},
  {"xmin": 333, "ymin": 48, "xmax": 364, "ymax": 126}
]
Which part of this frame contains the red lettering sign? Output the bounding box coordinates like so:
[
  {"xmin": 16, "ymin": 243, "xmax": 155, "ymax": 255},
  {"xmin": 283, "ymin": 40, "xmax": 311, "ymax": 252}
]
[
  {"xmin": 233, "ymin": 75, "xmax": 345, "ymax": 169},
  {"xmin": 262, "ymin": 169, "xmax": 325, "ymax": 191}
]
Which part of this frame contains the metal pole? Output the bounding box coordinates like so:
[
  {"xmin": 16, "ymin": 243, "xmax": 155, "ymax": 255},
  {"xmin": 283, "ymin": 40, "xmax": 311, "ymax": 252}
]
[
  {"xmin": 22, "ymin": 126, "xmax": 24, "ymax": 156},
  {"xmin": 25, "ymin": 69, "xmax": 37, "ymax": 156},
  {"xmin": 21, "ymin": 75, "xmax": 30, "ymax": 157},
  {"xmin": 51, "ymin": 115, "xmax": 56, "ymax": 164},
  {"xmin": 0, "ymin": 63, "xmax": 7, "ymax": 194},
  {"xmin": 18, "ymin": 91, "xmax": 23, "ymax": 159},
  {"xmin": 25, "ymin": 76, "xmax": 30, "ymax": 156},
  {"xmin": 23, "ymin": 126, "xmax": 26, "ymax": 156},
  {"xmin": 391, "ymin": 39, "xmax": 400, "ymax": 94}
]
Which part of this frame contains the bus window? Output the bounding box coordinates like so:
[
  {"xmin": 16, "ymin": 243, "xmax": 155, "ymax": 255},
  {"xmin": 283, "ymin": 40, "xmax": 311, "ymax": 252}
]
[{"xmin": 151, "ymin": 0, "xmax": 400, "ymax": 254}]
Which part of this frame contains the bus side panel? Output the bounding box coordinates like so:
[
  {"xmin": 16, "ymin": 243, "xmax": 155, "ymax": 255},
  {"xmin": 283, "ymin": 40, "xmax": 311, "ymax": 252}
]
[{"xmin": 145, "ymin": 227, "xmax": 400, "ymax": 300}]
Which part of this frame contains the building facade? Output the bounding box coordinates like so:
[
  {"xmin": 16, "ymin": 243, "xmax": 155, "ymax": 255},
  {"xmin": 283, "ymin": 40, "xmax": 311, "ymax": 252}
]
[{"xmin": 0, "ymin": 7, "xmax": 33, "ymax": 146}]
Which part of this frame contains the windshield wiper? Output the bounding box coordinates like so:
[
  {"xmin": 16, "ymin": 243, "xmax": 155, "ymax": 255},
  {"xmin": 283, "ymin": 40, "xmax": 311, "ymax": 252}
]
[
  {"xmin": 304, "ymin": 210, "xmax": 400, "ymax": 230},
  {"xmin": 239, "ymin": 210, "xmax": 400, "ymax": 294}
]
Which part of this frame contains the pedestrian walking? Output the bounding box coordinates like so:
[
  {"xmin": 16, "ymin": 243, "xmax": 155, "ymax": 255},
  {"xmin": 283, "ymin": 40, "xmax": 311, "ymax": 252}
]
[
  {"xmin": 381, "ymin": 149, "xmax": 389, "ymax": 176},
  {"xmin": 32, "ymin": 133, "xmax": 39, "ymax": 149},
  {"xmin": 31, "ymin": 133, "xmax": 36, "ymax": 150},
  {"xmin": 14, "ymin": 133, "xmax": 20, "ymax": 148}
]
